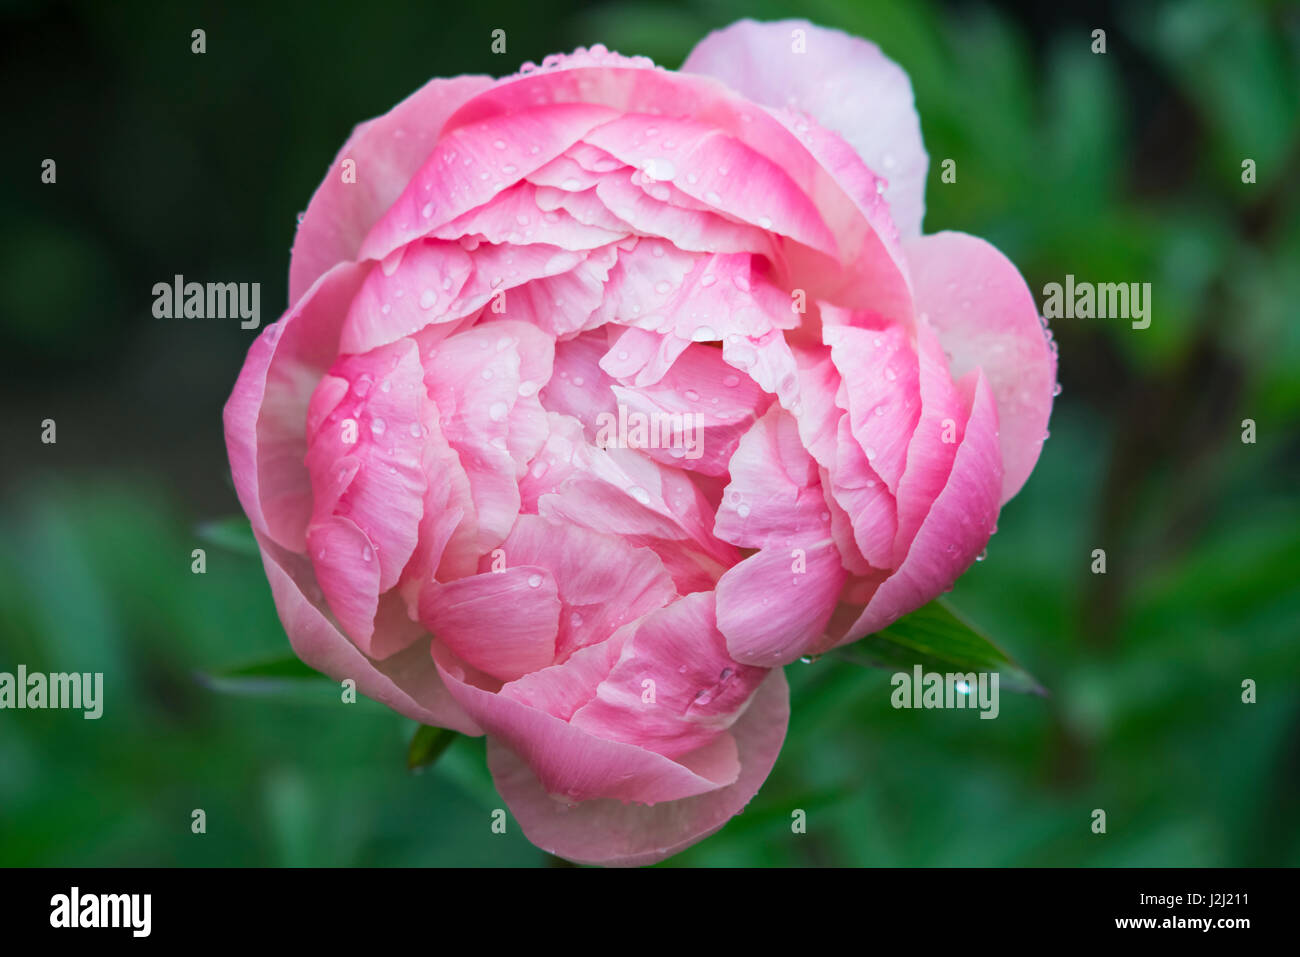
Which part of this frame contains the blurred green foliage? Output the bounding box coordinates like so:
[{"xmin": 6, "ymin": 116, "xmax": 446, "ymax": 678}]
[{"xmin": 1, "ymin": 0, "xmax": 1297, "ymax": 866}]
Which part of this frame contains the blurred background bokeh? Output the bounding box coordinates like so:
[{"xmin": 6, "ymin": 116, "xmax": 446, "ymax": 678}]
[{"xmin": 2, "ymin": 0, "xmax": 1297, "ymax": 866}]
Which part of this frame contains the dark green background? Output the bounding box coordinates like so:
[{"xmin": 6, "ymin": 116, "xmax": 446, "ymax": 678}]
[{"xmin": 2, "ymin": 0, "xmax": 1297, "ymax": 866}]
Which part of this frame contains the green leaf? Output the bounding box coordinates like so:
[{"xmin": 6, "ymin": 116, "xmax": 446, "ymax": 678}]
[
  {"xmin": 407, "ymin": 725, "xmax": 458, "ymax": 772},
  {"xmin": 837, "ymin": 599, "xmax": 1046, "ymax": 696},
  {"xmin": 195, "ymin": 516, "xmax": 259, "ymax": 557},
  {"xmin": 195, "ymin": 653, "xmax": 330, "ymax": 699}
]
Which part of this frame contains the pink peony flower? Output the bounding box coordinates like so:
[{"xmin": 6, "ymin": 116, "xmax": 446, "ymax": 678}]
[{"xmin": 224, "ymin": 19, "xmax": 1056, "ymax": 865}]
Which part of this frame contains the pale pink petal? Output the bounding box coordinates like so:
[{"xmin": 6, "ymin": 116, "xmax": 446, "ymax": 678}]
[
  {"xmin": 488, "ymin": 668, "xmax": 789, "ymax": 866},
  {"xmin": 420, "ymin": 566, "xmax": 560, "ymax": 682},
  {"xmin": 432, "ymin": 641, "xmax": 742, "ymax": 805},
  {"xmin": 584, "ymin": 115, "xmax": 837, "ymax": 256},
  {"xmin": 682, "ymin": 18, "xmax": 928, "ymax": 238},
  {"xmin": 304, "ymin": 514, "xmax": 381, "ymax": 651},
  {"xmin": 223, "ymin": 262, "xmax": 369, "ymax": 553},
  {"xmin": 359, "ymin": 103, "xmax": 621, "ymax": 262},
  {"xmin": 569, "ymin": 592, "xmax": 767, "ymax": 758},
  {"xmin": 340, "ymin": 241, "xmax": 472, "ymax": 354},
  {"xmin": 257, "ymin": 534, "xmax": 479, "ymax": 733},
  {"xmin": 432, "ymin": 180, "xmax": 625, "ymax": 250},
  {"xmin": 904, "ymin": 231, "xmax": 1057, "ymax": 504},
  {"xmin": 716, "ymin": 539, "xmax": 846, "ymax": 666},
  {"xmin": 608, "ymin": 342, "xmax": 773, "ymax": 477},
  {"xmin": 494, "ymin": 515, "xmax": 676, "ymax": 659},
  {"xmin": 714, "ymin": 404, "xmax": 825, "ymax": 548},
  {"xmin": 890, "ymin": 321, "xmax": 970, "ymax": 564},
  {"xmin": 305, "ymin": 338, "xmax": 427, "ymax": 595},
  {"xmin": 289, "ymin": 74, "xmax": 494, "ymax": 305},
  {"xmin": 824, "ymin": 320, "xmax": 920, "ymax": 494},
  {"xmin": 842, "ymin": 372, "xmax": 1002, "ymax": 640}
]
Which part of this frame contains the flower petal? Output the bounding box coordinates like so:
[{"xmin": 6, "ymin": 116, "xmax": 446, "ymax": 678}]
[
  {"xmin": 903, "ymin": 231, "xmax": 1056, "ymax": 504},
  {"xmin": 257, "ymin": 533, "xmax": 479, "ymax": 733},
  {"xmin": 290, "ymin": 74, "xmax": 494, "ymax": 304},
  {"xmin": 683, "ymin": 18, "xmax": 928, "ymax": 238},
  {"xmin": 488, "ymin": 667, "xmax": 789, "ymax": 866}
]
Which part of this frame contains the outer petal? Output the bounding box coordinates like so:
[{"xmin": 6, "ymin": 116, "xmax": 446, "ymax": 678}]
[
  {"xmin": 223, "ymin": 261, "xmax": 369, "ymax": 553},
  {"xmin": 488, "ymin": 668, "xmax": 789, "ymax": 866},
  {"xmin": 289, "ymin": 74, "xmax": 494, "ymax": 304},
  {"xmin": 682, "ymin": 18, "xmax": 928, "ymax": 238},
  {"xmin": 842, "ymin": 372, "xmax": 1002, "ymax": 639},
  {"xmin": 904, "ymin": 231, "xmax": 1057, "ymax": 504},
  {"xmin": 568, "ymin": 592, "xmax": 767, "ymax": 758},
  {"xmin": 432, "ymin": 642, "xmax": 744, "ymax": 805},
  {"xmin": 419, "ymin": 567, "xmax": 560, "ymax": 681},
  {"xmin": 256, "ymin": 533, "xmax": 480, "ymax": 734}
]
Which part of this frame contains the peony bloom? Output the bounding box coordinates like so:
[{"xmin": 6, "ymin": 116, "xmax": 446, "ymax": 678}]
[{"xmin": 224, "ymin": 19, "xmax": 1056, "ymax": 865}]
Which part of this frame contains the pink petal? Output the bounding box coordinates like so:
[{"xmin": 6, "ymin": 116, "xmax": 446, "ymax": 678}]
[
  {"xmin": 432, "ymin": 641, "xmax": 743, "ymax": 805},
  {"xmin": 359, "ymin": 102, "xmax": 621, "ymax": 262},
  {"xmin": 432, "ymin": 180, "xmax": 625, "ymax": 250},
  {"xmin": 488, "ymin": 668, "xmax": 789, "ymax": 866},
  {"xmin": 495, "ymin": 515, "xmax": 677, "ymax": 657},
  {"xmin": 716, "ymin": 539, "xmax": 846, "ymax": 667},
  {"xmin": 304, "ymin": 514, "xmax": 381, "ymax": 652},
  {"xmin": 682, "ymin": 18, "xmax": 928, "ymax": 239},
  {"xmin": 891, "ymin": 321, "xmax": 969, "ymax": 565},
  {"xmin": 904, "ymin": 231, "xmax": 1057, "ymax": 504},
  {"xmin": 420, "ymin": 567, "xmax": 560, "ymax": 681},
  {"xmin": 257, "ymin": 533, "xmax": 479, "ymax": 733},
  {"xmin": 223, "ymin": 262, "xmax": 369, "ymax": 553},
  {"xmin": 289, "ymin": 74, "xmax": 493, "ymax": 305},
  {"xmin": 584, "ymin": 114, "xmax": 837, "ymax": 257},
  {"xmin": 841, "ymin": 372, "xmax": 1002, "ymax": 640},
  {"xmin": 714, "ymin": 404, "xmax": 825, "ymax": 548},
  {"xmin": 305, "ymin": 339, "xmax": 428, "ymax": 595},
  {"xmin": 569, "ymin": 592, "xmax": 767, "ymax": 758},
  {"xmin": 608, "ymin": 342, "xmax": 773, "ymax": 477},
  {"xmin": 824, "ymin": 321, "xmax": 920, "ymax": 495},
  {"xmin": 340, "ymin": 241, "xmax": 472, "ymax": 354}
]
